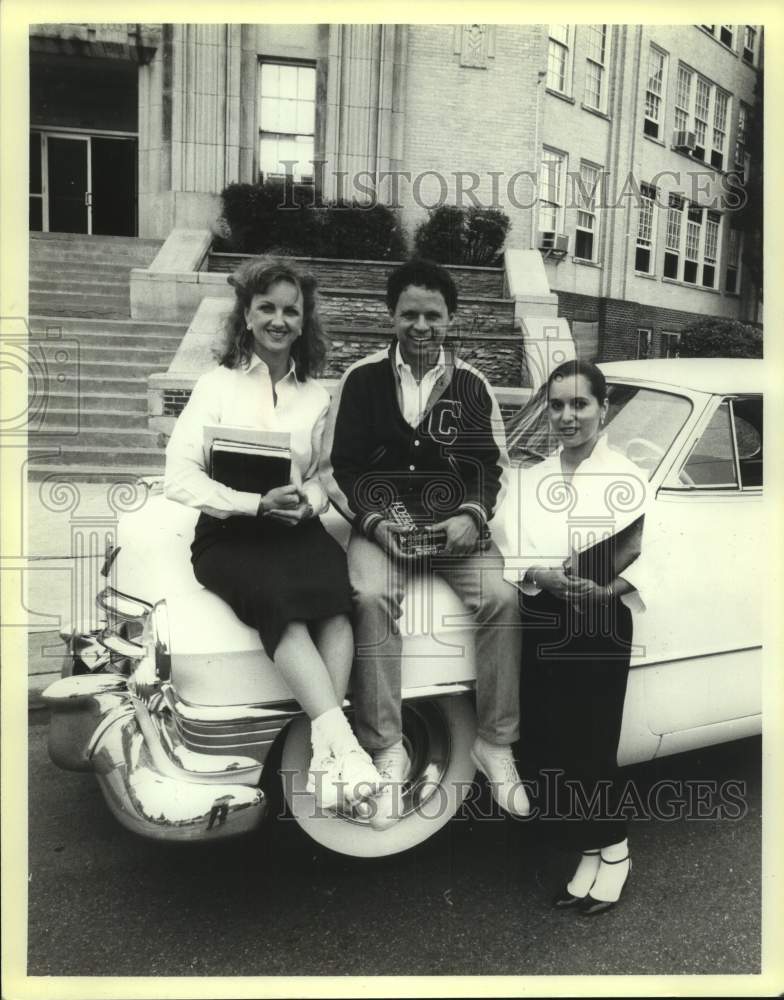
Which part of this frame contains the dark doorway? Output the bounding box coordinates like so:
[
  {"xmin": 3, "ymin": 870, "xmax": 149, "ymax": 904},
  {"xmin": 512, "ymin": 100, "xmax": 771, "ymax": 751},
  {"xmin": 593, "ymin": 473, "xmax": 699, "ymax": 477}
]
[
  {"xmin": 91, "ymin": 137, "xmax": 137, "ymax": 236},
  {"xmin": 47, "ymin": 136, "xmax": 89, "ymax": 233}
]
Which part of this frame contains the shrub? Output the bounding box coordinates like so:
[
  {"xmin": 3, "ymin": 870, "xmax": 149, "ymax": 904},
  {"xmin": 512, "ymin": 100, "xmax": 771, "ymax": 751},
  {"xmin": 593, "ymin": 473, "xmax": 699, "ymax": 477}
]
[
  {"xmin": 677, "ymin": 318, "xmax": 763, "ymax": 359},
  {"xmin": 215, "ymin": 181, "xmax": 406, "ymax": 260},
  {"xmin": 414, "ymin": 205, "xmax": 510, "ymax": 266},
  {"xmin": 319, "ymin": 201, "xmax": 406, "ymax": 261}
]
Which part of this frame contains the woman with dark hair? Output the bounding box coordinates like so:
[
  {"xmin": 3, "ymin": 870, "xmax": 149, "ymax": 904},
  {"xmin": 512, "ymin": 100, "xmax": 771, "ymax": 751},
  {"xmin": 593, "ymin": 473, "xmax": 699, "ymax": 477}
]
[
  {"xmin": 165, "ymin": 258, "xmax": 382, "ymax": 810},
  {"xmin": 503, "ymin": 359, "xmax": 649, "ymax": 915}
]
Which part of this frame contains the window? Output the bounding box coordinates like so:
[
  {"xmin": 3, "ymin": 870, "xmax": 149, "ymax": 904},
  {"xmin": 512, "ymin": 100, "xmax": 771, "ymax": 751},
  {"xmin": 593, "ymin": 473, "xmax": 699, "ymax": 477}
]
[
  {"xmin": 30, "ymin": 132, "xmax": 43, "ymax": 231},
  {"xmin": 539, "ymin": 148, "xmax": 566, "ymax": 238},
  {"xmin": 636, "ymin": 328, "xmax": 652, "ymax": 360},
  {"xmin": 678, "ymin": 397, "xmax": 763, "ymax": 490},
  {"xmin": 664, "ymin": 193, "xmax": 683, "ymax": 279},
  {"xmin": 547, "ymin": 25, "xmax": 572, "ymax": 94},
  {"xmin": 574, "ymin": 161, "xmax": 600, "ymax": 260},
  {"xmin": 584, "ymin": 25, "xmax": 609, "ymax": 112},
  {"xmin": 674, "ymin": 65, "xmax": 692, "ymax": 134},
  {"xmin": 734, "ymin": 102, "xmax": 750, "ymax": 182},
  {"xmin": 673, "ymin": 65, "xmax": 730, "ymax": 168},
  {"xmin": 733, "ymin": 396, "xmax": 763, "ymax": 489},
  {"xmin": 700, "ymin": 25, "xmax": 715, "ymax": 34},
  {"xmin": 258, "ymin": 62, "xmax": 316, "ymax": 183},
  {"xmin": 743, "ymin": 26, "xmax": 757, "ymax": 65},
  {"xmin": 663, "ymin": 199, "xmax": 722, "ymax": 288},
  {"xmin": 725, "ymin": 228, "xmax": 742, "ymax": 293},
  {"xmin": 644, "ymin": 46, "xmax": 667, "ymax": 139},
  {"xmin": 660, "ymin": 331, "xmax": 681, "ymax": 358},
  {"xmin": 635, "ymin": 183, "xmax": 657, "ymax": 274},
  {"xmin": 680, "ymin": 401, "xmax": 738, "ymax": 487},
  {"xmin": 711, "ymin": 90, "xmax": 729, "ymax": 169},
  {"xmin": 719, "ymin": 25, "xmax": 734, "ymax": 49}
]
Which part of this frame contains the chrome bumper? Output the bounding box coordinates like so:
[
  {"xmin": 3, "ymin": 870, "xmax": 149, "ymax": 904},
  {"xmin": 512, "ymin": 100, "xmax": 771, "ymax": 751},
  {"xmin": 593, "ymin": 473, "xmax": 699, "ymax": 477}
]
[{"xmin": 42, "ymin": 673, "xmax": 268, "ymax": 842}]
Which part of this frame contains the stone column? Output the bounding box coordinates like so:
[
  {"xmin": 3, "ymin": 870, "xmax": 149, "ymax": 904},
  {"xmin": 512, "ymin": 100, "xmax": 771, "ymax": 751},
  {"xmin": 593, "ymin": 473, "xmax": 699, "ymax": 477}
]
[
  {"xmin": 322, "ymin": 24, "xmax": 407, "ymax": 204},
  {"xmin": 138, "ymin": 24, "xmax": 242, "ymax": 236}
]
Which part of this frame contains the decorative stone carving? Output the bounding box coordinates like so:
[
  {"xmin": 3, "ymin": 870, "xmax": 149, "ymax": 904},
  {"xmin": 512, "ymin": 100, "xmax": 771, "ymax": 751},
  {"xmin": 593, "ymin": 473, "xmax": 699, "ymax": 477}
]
[{"xmin": 453, "ymin": 24, "xmax": 496, "ymax": 68}]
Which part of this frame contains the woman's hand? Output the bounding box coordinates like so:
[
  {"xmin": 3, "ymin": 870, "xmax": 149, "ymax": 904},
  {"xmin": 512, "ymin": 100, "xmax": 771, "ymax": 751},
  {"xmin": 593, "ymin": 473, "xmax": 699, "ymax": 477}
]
[
  {"xmin": 531, "ymin": 567, "xmax": 573, "ymax": 600},
  {"xmin": 266, "ymin": 499, "xmax": 315, "ymax": 527},
  {"xmin": 565, "ymin": 576, "xmax": 609, "ymax": 607},
  {"xmin": 258, "ymin": 484, "xmax": 302, "ymax": 516}
]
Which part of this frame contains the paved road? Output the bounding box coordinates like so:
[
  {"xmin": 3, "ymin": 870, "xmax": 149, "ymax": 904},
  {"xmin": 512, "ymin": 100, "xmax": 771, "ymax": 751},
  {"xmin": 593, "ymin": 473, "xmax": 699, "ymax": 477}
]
[{"xmin": 27, "ymin": 718, "xmax": 760, "ymax": 978}]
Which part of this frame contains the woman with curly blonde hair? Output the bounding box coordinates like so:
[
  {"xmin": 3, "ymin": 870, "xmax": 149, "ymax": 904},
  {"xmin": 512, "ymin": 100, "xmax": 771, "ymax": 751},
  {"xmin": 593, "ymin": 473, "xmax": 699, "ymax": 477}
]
[{"xmin": 165, "ymin": 257, "xmax": 382, "ymax": 811}]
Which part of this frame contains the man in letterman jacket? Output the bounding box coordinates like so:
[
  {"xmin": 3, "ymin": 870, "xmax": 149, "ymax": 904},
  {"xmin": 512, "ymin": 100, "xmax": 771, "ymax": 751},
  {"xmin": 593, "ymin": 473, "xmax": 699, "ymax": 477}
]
[{"xmin": 320, "ymin": 258, "xmax": 528, "ymax": 830}]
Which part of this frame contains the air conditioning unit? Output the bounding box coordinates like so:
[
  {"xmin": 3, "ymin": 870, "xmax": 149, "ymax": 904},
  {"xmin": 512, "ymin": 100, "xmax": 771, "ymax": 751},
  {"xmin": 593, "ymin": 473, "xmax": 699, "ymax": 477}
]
[
  {"xmin": 672, "ymin": 130, "xmax": 697, "ymax": 152},
  {"xmin": 538, "ymin": 233, "xmax": 569, "ymax": 251}
]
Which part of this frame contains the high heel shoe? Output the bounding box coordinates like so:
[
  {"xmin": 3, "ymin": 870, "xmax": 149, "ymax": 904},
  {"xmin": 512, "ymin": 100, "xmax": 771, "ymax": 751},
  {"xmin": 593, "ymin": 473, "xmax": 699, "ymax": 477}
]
[
  {"xmin": 579, "ymin": 856, "xmax": 632, "ymax": 916},
  {"xmin": 552, "ymin": 849, "xmax": 601, "ymax": 909}
]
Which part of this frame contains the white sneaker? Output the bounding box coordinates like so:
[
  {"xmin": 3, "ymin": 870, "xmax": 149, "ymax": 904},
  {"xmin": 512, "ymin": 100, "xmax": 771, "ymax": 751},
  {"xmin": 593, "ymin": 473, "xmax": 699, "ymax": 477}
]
[
  {"xmin": 368, "ymin": 741, "xmax": 410, "ymax": 831},
  {"xmin": 305, "ymin": 752, "xmax": 343, "ymax": 812},
  {"xmin": 335, "ymin": 746, "xmax": 383, "ymax": 806},
  {"xmin": 470, "ymin": 738, "xmax": 530, "ymax": 817}
]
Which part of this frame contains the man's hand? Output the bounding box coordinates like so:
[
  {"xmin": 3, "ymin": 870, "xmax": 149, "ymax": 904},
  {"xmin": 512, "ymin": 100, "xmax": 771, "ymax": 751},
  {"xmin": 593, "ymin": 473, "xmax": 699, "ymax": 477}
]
[
  {"xmin": 371, "ymin": 519, "xmax": 417, "ymax": 561},
  {"xmin": 426, "ymin": 513, "xmax": 480, "ymax": 556}
]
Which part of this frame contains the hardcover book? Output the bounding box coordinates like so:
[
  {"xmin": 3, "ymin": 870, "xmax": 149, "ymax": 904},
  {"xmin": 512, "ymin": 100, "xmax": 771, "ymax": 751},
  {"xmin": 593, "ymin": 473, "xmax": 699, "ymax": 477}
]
[
  {"xmin": 204, "ymin": 425, "xmax": 291, "ymax": 495},
  {"xmin": 564, "ymin": 515, "xmax": 644, "ymax": 586}
]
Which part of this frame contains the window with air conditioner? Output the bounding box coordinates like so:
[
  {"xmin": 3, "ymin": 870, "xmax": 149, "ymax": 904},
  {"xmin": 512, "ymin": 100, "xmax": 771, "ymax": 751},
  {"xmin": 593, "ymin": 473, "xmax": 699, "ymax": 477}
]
[
  {"xmin": 258, "ymin": 61, "xmax": 316, "ymax": 183},
  {"xmin": 635, "ymin": 183, "xmax": 657, "ymax": 274},
  {"xmin": 538, "ymin": 148, "xmax": 566, "ymax": 246},
  {"xmin": 673, "ymin": 64, "xmax": 730, "ymax": 170},
  {"xmin": 644, "ymin": 45, "xmax": 667, "ymax": 139}
]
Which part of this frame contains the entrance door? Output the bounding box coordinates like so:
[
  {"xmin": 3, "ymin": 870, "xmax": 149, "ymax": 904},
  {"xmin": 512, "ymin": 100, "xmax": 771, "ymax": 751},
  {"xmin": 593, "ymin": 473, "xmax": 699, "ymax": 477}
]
[
  {"xmin": 47, "ymin": 135, "xmax": 89, "ymax": 234},
  {"xmin": 91, "ymin": 137, "xmax": 137, "ymax": 236}
]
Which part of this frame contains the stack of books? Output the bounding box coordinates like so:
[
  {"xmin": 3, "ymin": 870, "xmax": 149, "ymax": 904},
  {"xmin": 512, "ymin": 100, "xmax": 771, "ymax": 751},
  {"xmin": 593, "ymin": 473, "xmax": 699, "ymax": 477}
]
[{"xmin": 204, "ymin": 424, "xmax": 291, "ymax": 494}]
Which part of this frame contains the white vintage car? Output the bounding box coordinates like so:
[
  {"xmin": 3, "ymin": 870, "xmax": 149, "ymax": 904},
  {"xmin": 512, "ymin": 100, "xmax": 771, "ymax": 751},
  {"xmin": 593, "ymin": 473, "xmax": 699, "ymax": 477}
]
[{"xmin": 43, "ymin": 359, "xmax": 764, "ymax": 857}]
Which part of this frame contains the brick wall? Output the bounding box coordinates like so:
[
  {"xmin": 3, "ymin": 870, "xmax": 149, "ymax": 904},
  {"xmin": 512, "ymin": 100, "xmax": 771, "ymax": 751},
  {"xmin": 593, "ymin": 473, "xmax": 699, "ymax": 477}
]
[{"xmin": 556, "ymin": 290, "xmax": 740, "ymax": 361}]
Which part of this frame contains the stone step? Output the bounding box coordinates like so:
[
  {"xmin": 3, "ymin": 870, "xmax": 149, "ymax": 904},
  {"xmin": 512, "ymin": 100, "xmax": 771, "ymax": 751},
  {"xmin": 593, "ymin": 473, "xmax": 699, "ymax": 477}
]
[
  {"xmin": 40, "ymin": 374, "xmax": 151, "ymax": 394},
  {"xmin": 34, "ymin": 341, "xmax": 177, "ymax": 366},
  {"xmin": 37, "ymin": 358, "xmax": 168, "ymax": 379},
  {"xmin": 30, "ymin": 233, "xmax": 163, "ymax": 262},
  {"xmin": 28, "ymin": 315, "xmax": 187, "ymax": 336},
  {"xmin": 29, "ymin": 277, "xmax": 130, "ymax": 296},
  {"xmin": 39, "ymin": 391, "xmax": 149, "ymax": 413},
  {"xmin": 30, "ymin": 297, "xmax": 130, "ymax": 320},
  {"xmin": 27, "ymin": 463, "xmax": 164, "ymax": 483},
  {"xmin": 27, "ymin": 443, "xmax": 165, "ymax": 468},
  {"xmin": 35, "ymin": 407, "xmax": 149, "ymax": 429},
  {"xmin": 30, "ymin": 329, "xmax": 183, "ymax": 351},
  {"xmin": 29, "ymin": 261, "xmax": 136, "ymax": 278},
  {"xmin": 32, "ymin": 425, "xmax": 160, "ymax": 448}
]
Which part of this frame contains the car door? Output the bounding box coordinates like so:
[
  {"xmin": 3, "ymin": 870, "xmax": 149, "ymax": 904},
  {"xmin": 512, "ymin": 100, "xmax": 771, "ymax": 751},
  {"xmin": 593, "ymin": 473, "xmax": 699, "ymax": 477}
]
[{"xmin": 633, "ymin": 393, "xmax": 763, "ymax": 736}]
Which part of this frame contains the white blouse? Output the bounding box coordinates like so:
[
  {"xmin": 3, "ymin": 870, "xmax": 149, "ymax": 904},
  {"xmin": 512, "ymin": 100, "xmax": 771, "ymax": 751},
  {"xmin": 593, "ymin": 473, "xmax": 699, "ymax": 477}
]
[
  {"xmin": 500, "ymin": 435, "xmax": 651, "ymax": 611},
  {"xmin": 164, "ymin": 354, "xmax": 330, "ymax": 520}
]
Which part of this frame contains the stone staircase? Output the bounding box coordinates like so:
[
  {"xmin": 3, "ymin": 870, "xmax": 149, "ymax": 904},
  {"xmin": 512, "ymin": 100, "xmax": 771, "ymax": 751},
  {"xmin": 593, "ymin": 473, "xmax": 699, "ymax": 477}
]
[{"xmin": 28, "ymin": 234, "xmax": 187, "ymax": 482}]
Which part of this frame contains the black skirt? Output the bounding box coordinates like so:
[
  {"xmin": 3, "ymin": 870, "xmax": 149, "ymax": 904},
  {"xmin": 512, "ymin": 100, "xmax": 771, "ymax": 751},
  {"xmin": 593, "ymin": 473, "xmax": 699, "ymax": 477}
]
[
  {"xmin": 191, "ymin": 512, "xmax": 352, "ymax": 658},
  {"xmin": 517, "ymin": 590, "xmax": 633, "ymax": 851}
]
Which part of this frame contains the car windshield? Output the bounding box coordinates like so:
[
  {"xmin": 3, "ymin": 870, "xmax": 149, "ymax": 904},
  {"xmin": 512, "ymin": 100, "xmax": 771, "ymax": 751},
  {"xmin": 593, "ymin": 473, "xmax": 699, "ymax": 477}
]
[{"xmin": 505, "ymin": 381, "xmax": 693, "ymax": 478}]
